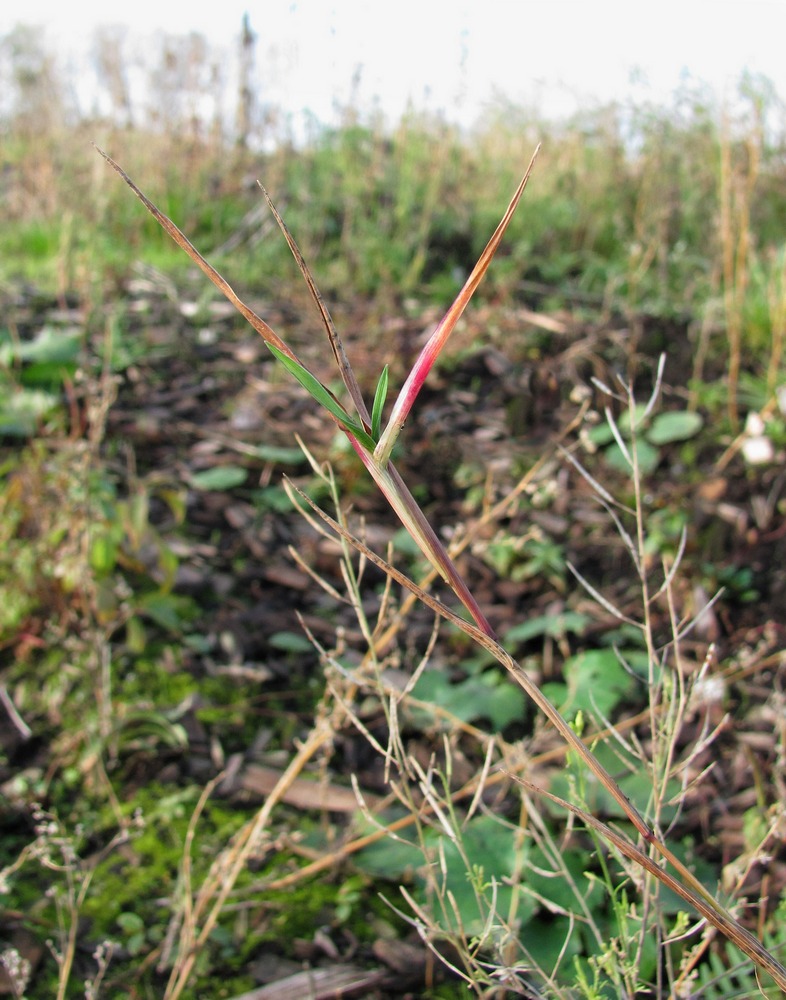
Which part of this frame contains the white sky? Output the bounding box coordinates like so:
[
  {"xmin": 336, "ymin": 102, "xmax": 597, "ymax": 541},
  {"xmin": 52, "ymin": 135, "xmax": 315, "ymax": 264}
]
[{"xmin": 3, "ymin": 0, "xmax": 786, "ymax": 128}]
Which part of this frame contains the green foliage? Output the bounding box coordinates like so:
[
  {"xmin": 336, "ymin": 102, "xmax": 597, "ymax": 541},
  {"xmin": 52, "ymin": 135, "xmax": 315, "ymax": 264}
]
[
  {"xmin": 266, "ymin": 342, "xmax": 377, "ymax": 449},
  {"xmin": 692, "ymin": 893, "xmax": 786, "ymax": 1000},
  {"xmin": 0, "ymin": 445, "xmax": 86, "ymax": 638},
  {"xmin": 0, "ymin": 383, "xmax": 61, "ymax": 436},
  {"xmin": 410, "ymin": 666, "xmax": 526, "ymax": 730},
  {"xmin": 542, "ymin": 648, "xmax": 638, "ymax": 721},
  {"xmin": 551, "ymin": 737, "xmax": 685, "ymax": 832},
  {"xmin": 642, "ymin": 506, "xmax": 690, "ymax": 559},
  {"xmin": 189, "ymin": 464, "xmax": 249, "ymax": 490},
  {"xmin": 355, "ymin": 810, "xmax": 612, "ymax": 987},
  {"xmin": 588, "ymin": 404, "xmax": 704, "ymax": 474},
  {"xmin": 268, "ymin": 630, "xmax": 314, "ymax": 653},
  {"xmin": 0, "ymin": 322, "xmax": 82, "ymax": 435},
  {"xmin": 0, "ymin": 66, "xmax": 783, "ymax": 371},
  {"xmin": 481, "ymin": 529, "xmax": 567, "ymax": 588},
  {"xmin": 505, "ymin": 610, "xmax": 591, "ymax": 648},
  {"xmin": 708, "ymin": 561, "xmax": 760, "ymax": 604},
  {"xmin": 371, "ymin": 363, "xmax": 389, "ymax": 441}
]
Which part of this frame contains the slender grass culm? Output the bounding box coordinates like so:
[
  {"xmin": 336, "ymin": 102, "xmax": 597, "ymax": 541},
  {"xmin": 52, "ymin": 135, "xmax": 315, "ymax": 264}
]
[{"xmin": 96, "ymin": 144, "xmax": 786, "ymax": 997}]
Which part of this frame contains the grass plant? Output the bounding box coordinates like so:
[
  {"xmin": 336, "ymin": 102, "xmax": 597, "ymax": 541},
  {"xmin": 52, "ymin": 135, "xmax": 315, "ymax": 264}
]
[{"xmin": 91, "ymin": 144, "xmax": 786, "ymax": 997}]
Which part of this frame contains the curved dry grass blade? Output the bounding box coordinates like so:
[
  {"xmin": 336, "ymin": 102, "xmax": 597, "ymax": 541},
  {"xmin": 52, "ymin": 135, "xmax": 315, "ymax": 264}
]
[
  {"xmin": 94, "ymin": 146, "xmax": 296, "ymax": 362},
  {"xmin": 566, "ymin": 560, "xmax": 641, "ymax": 627},
  {"xmin": 258, "ymin": 183, "xmax": 371, "ymax": 426}
]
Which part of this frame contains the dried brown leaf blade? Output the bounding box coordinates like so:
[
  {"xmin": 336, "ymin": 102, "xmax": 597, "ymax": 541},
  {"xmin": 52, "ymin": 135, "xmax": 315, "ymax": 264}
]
[
  {"xmin": 258, "ymin": 182, "xmax": 371, "ymax": 426},
  {"xmin": 94, "ymin": 145, "xmax": 295, "ymax": 361}
]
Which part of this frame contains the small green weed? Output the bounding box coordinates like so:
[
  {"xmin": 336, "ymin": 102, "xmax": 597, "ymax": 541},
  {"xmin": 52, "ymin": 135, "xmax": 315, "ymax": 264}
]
[{"xmin": 586, "ymin": 399, "xmax": 704, "ymax": 475}]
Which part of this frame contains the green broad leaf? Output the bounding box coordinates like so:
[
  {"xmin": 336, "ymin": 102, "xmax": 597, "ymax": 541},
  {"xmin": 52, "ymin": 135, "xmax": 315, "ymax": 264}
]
[
  {"xmin": 504, "ymin": 611, "xmax": 590, "ymax": 646},
  {"xmin": 124, "ymin": 615, "xmax": 147, "ymax": 654},
  {"xmin": 542, "ymin": 648, "xmax": 635, "ymax": 720},
  {"xmin": 617, "ymin": 402, "xmax": 648, "ymax": 434},
  {"xmin": 427, "ymin": 815, "xmax": 537, "ymax": 934},
  {"xmin": 357, "ymin": 814, "xmax": 539, "ymax": 935},
  {"xmin": 391, "ymin": 527, "xmax": 427, "ymax": 558},
  {"xmin": 21, "ymin": 360, "xmax": 78, "ymax": 387},
  {"xmin": 411, "ymin": 669, "xmax": 525, "ymax": 729},
  {"xmin": 371, "ymin": 364, "xmax": 389, "ymax": 441},
  {"xmin": 588, "ymin": 404, "xmax": 648, "ymax": 447},
  {"xmin": 550, "ymin": 739, "xmax": 685, "ymax": 832},
  {"xmin": 269, "ymin": 630, "xmax": 313, "ymax": 653},
  {"xmin": 253, "ymin": 484, "xmax": 295, "ymax": 513},
  {"xmin": 516, "ymin": 915, "xmax": 582, "ymax": 974},
  {"xmin": 604, "ymin": 437, "xmax": 660, "ymax": 475},
  {"xmin": 353, "ymin": 820, "xmax": 423, "ymax": 879},
  {"xmin": 0, "ymin": 387, "xmax": 60, "ymax": 436},
  {"xmin": 0, "ymin": 326, "xmax": 82, "ymax": 366},
  {"xmin": 190, "ymin": 465, "xmax": 248, "ymax": 491},
  {"xmin": 647, "ymin": 409, "xmax": 704, "ymax": 445},
  {"xmin": 586, "ymin": 421, "xmax": 616, "ymax": 447},
  {"xmin": 252, "ymin": 443, "xmax": 306, "ymax": 464},
  {"xmin": 266, "ymin": 343, "xmax": 376, "ymax": 451},
  {"xmin": 90, "ymin": 533, "xmax": 119, "ymax": 575},
  {"xmin": 136, "ymin": 592, "xmax": 196, "ymax": 633},
  {"xmin": 117, "ymin": 912, "xmax": 145, "ymax": 934}
]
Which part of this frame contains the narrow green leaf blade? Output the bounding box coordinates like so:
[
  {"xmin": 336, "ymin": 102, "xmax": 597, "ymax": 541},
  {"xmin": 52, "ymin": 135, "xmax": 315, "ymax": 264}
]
[
  {"xmin": 371, "ymin": 364, "xmax": 389, "ymax": 441},
  {"xmin": 190, "ymin": 465, "xmax": 248, "ymax": 491},
  {"xmin": 266, "ymin": 343, "xmax": 376, "ymax": 450}
]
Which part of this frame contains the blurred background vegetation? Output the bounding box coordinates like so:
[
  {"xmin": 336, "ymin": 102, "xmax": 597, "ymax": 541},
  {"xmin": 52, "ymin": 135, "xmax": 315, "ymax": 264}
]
[{"xmin": 1, "ymin": 19, "xmax": 784, "ymax": 333}]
